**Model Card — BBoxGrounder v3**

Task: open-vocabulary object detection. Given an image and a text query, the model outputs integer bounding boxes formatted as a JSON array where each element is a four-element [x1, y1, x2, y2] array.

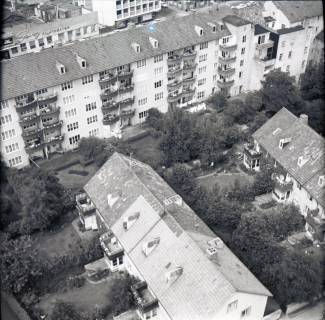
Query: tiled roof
[[1, 10, 232, 101], [273, 1, 323, 23], [253, 108, 325, 207], [223, 14, 252, 27], [84, 153, 271, 319], [255, 24, 269, 35], [277, 25, 304, 35]]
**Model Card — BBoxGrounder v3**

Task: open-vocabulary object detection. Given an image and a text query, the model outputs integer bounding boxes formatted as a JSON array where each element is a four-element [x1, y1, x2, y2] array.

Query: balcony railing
[[273, 174, 293, 193], [99, 73, 117, 85], [102, 101, 119, 112], [167, 79, 182, 88], [167, 92, 182, 103], [182, 87, 196, 96], [100, 232, 124, 258], [217, 80, 235, 88], [19, 113, 39, 123], [243, 144, 262, 159], [183, 50, 197, 58], [43, 120, 63, 130], [182, 76, 196, 83], [256, 40, 274, 50], [119, 96, 135, 108], [219, 43, 238, 51], [22, 127, 42, 137], [100, 88, 119, 100], [167, 55, 182, 63], [218, 56, 236, 64], [131, 281, 158, 314], [40, 106, 60, 117], [103, 114, 120, 125], [44, 135, 64, 145], [120, 109, 135, 118], [218, 67, 236, 77], [183, 62, 197, 70], [167, 66, 182, 76], [119, 84, 134, 94], [16, 98, 38, 109], [37, 93, 58, 104]]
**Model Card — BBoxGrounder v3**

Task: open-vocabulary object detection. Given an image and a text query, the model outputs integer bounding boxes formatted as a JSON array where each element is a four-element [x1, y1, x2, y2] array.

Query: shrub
[[66, 275, 85, 289]]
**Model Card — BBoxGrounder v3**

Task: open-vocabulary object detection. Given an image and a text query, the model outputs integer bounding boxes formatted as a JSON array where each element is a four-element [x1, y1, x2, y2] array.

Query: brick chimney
[[299, 114, 308, 125]]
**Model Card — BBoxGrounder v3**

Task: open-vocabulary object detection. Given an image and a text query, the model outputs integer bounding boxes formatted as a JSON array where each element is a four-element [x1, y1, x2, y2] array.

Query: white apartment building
[[1, 5, 323, 169], [1, 11, 99, 60], [77, 152, 272, 320], [243, 108, 325, 243], [92, 0, 161, 28]]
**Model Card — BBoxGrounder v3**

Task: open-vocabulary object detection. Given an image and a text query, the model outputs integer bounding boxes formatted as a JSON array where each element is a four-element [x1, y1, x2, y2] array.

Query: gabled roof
[[255, 24, 269, 35], [84, 153, 272, 319], [223, 14, 251, 27], [277, 25, 304, 35], [253, 108, 325, 207], [1, 9, 232, 101], [272, 1, 323, 23]]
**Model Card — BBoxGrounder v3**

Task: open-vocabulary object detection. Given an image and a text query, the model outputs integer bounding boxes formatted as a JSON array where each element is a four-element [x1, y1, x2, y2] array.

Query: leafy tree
[[244, 91, 263, 112], [50, 301, 89, 320], [301, 99, 325, 136], [249, 111, 268, 134], [109, 273, 138, 316], [300, 64, 325, 101], [261, 70, 305, 116], [224, 99, 255, 125], [208, 91, 228, 110], [146, 108, 165, 131], [226, 179, 255, 203]]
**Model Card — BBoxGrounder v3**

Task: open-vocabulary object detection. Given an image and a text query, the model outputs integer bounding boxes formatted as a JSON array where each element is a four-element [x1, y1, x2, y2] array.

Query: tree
[[208, 91, 228, 110], [301, 99, 325, 136], [300, 64, 325, 101], [261, 70, 305, 116], [244, 91, 263, 112], [146, 108, 165, 131], [109, 273, 138, 316], [50, 301, 89, 320]]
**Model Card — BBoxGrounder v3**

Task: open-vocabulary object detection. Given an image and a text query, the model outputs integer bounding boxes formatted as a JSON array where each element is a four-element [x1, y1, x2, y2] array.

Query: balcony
[[100, 232, 124, 259], [218, 56, 236, 64], [119, 84, 134, 94], [218, 67, 236, 77], [25, 140, 44, 152], [167, 91, 182, 103], [117, 70, 133, 80], [183, 50, 197, 58], [167, 55, 182, 64], [76, 193, 96, 215], [40, 106, 60, 117], [256, 40, 274, 50], [167, 66, 182, 76], [43, 120, 63, 130], [37, 93, 58, 105], [217, 80, 235, 88], [220, 43, 238, 51], [183, 62, 197, 71], [22, 127, 42, 138], [119, 96, 135, 108], [243, 143, 262, 159], [16, 97, 37, 109], [19, 113, 39, 123], [102, 101, 119, 112], [99, 73, 117, 86], [120, 109, 135, 119], [183, 76, 196, 83], [182, 87, 196, 97], [44, 134, 64, 145], [273, 174, 293, 193], [167, 79, 182, 88], [100, 88, 118, 100], [131, 281, 158, 314], [103, 114, 120, 125]]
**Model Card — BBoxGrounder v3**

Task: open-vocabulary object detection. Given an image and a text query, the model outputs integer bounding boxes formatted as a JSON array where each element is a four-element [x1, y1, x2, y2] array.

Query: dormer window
[[56, 61, 66, 74], [131, 42, 141, 53], [298, 156, 309, 168], [75, 53, 87, 69], [218, 22, 224, 30], [149, 37, 158, 48], [195, 25, 204, 36], [166, 267, 183, 283], [272, 128, 281, 136], [207, 22, 216, 32], [318, 176, 325, 187], [279, 137, 291, 149], [123, 212, 140, 230], [142, 237, 160, 256]]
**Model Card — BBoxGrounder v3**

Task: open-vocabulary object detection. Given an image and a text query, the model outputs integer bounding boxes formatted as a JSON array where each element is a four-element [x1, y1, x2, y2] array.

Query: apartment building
[[92, 0, 161, 28], [243, 108, 325, 243], [1, 11, 99, 60], [76, 152, 272, 320], [308, 30, 324, 67]]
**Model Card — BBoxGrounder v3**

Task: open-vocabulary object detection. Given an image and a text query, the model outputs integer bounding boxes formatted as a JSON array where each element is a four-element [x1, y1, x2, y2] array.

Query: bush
[[66, 275, 85, 289], [89, 269, 109, 281], [259, 200, 277, 210]]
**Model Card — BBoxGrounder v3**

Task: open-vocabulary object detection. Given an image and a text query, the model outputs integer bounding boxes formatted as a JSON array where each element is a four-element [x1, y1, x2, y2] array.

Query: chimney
[[299, 114, 308, 125]]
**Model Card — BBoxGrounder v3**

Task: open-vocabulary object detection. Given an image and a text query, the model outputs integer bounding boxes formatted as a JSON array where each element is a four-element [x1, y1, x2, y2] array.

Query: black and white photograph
[[0, 0, 324, 319]]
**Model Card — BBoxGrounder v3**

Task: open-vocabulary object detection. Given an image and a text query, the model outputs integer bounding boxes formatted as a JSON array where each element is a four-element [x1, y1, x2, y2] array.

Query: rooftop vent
[[107, 192, 120, 207], [207, 237, 224, 249], [75, 53, 87, 68], [195, 25, 204, 36], [299, 114, 308, 125], [166, 267, 183, 283], [149, 36, 159, 48], [279, 137, 292, 149], [123, 212, 140, 230], [272, 128, 282, 136], [297, 156, 309, 168], [163, 195, 183, 207], [131, 42, 141, 53], [318, 175, 325, 187], [56, 61, 66, 74], [142, 237, 160, 256]]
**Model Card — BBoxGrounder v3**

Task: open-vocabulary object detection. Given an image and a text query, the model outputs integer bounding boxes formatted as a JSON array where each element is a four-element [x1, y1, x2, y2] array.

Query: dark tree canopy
[[50, 301, 88, 320], [300, 64, 325, 101]]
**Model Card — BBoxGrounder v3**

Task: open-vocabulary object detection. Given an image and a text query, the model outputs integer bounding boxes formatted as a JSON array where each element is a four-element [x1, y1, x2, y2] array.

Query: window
[[86, 102, 97, 111], [137, 59, 146, 68], [11, 47, 18, 54], [69, 134, 80, 145], [213, 74, 217, 81], [154, 54, 163, 63], [1, 129, 16, 140], [197, 91, 204, 99], [227, 300, 238, 313], [82, 75, 93, 85], [154, 66, 163, 76], [29, 40, 36, 49], [61, 81, 73, 91], [198, 66, 207, 74], [241, 307, 251, 318], [239, 71, 243, 78], [240, 60, 244, 66], [242, 35, 246, 43], [47, 36, 52, 44], [5, 142, 19, 154], [241, 47, 245, 55], [91, 25, 96, 33], [198, 54, 208, 62], [0, 114, 12, 124], [38, 38, 44, 47], [36, 88, 48, 95], [83, 26, 88, 34], [239, 85, 243, 93], [301, 60, 305, 68], [199, 41, 208, 50], [0, 101, 9, 110], [65, 108, 77, 118], [154, 80, 162, 88], [138, 97, 147, 106], [8, 156, 22, 167], [89, 128, 99, 136], [139, 110, 149, 119], [281, 41, 286, 47], [113, 258, 118, 266], [198, 78, 206, 86], [222, 37, 229, 44], [271, 21, 275, 28], [154, 92, 163, 101], [288, 51, 292, 58], [279, 53, 283, 61], [67, 122, 79, 131], [281, 24, 285, 29], [87, 115, 98, 124], [286, 65, 290, 72], [63, 95, 75, 105], [58, 32, 64, 41], [20, 43, 27, 52]]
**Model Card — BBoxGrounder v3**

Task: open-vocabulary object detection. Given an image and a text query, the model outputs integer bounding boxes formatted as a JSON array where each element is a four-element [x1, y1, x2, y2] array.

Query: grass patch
[[68, 170, 89, 176], [259, 200, 277, 210]]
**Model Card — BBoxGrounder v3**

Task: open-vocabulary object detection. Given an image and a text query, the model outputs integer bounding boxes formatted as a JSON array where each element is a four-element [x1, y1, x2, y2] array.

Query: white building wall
[[262, 1, 293, 30], [92, 0, 116, 26]]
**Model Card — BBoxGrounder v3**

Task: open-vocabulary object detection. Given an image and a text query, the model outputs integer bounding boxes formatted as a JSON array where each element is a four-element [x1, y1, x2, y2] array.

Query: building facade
[[92, 0, 161, 27], [243, 108, 325, 243], [77, 152, 272, 320], [1, 11, 100, 60]]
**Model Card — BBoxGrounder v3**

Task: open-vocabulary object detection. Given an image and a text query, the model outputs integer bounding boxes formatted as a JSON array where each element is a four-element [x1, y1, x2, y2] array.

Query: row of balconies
[[19, 107, 60, 123], [99, 70, 133, 86], [16, 93, 58, 109], [102, 97, 135, 112], [100, 84, 134, 100], [167, 87, 195, 103], [25, 135, 64, 152], [22, 120, 63, 138]]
